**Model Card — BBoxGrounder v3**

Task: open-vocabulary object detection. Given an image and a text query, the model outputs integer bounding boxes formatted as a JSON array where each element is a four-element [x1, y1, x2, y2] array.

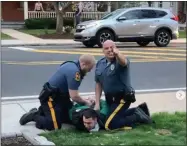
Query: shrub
[[24, 18, 93, 29], [24, 18, 56, 29], [64, 26, 73, 33]]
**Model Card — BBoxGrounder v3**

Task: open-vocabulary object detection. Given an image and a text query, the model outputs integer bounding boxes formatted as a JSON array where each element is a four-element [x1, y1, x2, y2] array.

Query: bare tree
[[51, 2, 72, 34], [96, 1, 108, 12]]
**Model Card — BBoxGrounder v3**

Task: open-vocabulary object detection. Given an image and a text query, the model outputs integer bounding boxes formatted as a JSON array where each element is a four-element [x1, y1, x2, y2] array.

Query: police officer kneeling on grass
[[19, 54, 96, 131], [69, 98, 152, 132], [94, 40, 153, 130]]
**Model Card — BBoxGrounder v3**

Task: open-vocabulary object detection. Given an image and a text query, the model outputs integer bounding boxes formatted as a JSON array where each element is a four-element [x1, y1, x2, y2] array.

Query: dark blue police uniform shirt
[[48, 61, 82, 93], [95, 57, 131, 94]]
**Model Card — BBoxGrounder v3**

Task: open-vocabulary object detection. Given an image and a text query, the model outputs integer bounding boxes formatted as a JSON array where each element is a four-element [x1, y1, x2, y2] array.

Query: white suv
[[74, 7, 179, 48]]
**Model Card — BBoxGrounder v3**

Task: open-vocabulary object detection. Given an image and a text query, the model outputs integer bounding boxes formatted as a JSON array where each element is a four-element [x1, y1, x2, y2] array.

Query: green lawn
[[18, 29, 73, 39], [41, 112, 186, 145], [19, 29, 56, 36], [1, 33, 13, 40], [179, 31, 186, 38]]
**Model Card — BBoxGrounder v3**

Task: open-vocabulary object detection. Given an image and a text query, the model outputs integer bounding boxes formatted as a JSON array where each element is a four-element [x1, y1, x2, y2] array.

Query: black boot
[[138, 102, 150, 117], [19, 108, 38, 125], [134, 107, 152, 124]]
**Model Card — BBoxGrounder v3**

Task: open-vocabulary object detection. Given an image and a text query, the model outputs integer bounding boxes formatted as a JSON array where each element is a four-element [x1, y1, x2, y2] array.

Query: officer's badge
[[75, 72, 81, 81], [111, 64, 115, 70]]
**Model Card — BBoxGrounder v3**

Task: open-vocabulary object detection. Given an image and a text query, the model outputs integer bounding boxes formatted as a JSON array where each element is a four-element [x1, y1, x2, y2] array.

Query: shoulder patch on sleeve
[[96, 57, 105, 67], [75, 72, 81, 81]]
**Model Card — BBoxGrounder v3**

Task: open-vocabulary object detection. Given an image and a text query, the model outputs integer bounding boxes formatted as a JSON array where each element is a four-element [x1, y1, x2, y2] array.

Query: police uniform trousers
[[34, 89, 73, 131], [105, 98, 133, 130]]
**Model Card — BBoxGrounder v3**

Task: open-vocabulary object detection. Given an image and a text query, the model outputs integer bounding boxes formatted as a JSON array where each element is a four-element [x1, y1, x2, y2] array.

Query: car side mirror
[[117, 16, 127, 21]]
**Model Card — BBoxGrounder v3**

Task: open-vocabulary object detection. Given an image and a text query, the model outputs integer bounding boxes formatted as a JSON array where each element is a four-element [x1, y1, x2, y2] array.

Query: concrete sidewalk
[[1, 28, 186, 47], [1, 91, 186, 137]]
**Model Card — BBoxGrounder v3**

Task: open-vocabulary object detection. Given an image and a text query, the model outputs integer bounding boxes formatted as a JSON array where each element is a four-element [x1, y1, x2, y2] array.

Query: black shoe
[[19, 108, 38, 125], [29, 108, 38, 112], [134, 107, 152, 124], [138, 102, 150, 117]]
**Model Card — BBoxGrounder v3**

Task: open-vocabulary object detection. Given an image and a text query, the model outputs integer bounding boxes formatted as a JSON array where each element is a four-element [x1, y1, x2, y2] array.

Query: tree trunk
[[56, 11, 63, 34]]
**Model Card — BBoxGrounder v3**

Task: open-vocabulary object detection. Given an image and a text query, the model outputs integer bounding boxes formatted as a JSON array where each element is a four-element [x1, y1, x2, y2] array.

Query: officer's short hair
[[79, 54, 96, 65], [83, 109, 97, 119]]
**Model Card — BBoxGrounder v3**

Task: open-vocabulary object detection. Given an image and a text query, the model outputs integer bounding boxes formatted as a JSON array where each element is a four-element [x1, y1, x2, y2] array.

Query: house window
[[19, 2, 24, 8], [184, 2, 186, 14], [158, 1, 162, 8], [17, 2, 24, 10]]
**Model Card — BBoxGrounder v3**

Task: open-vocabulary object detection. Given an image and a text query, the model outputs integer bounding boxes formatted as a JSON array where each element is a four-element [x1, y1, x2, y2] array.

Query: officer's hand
[[85, 99, 94, 107], [113, 47, 119, 56], [94, 104, 100, 111]]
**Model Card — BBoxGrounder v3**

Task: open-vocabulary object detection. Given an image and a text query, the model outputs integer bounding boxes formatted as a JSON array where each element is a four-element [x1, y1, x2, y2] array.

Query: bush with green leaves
[[24, 18, 93, 29]]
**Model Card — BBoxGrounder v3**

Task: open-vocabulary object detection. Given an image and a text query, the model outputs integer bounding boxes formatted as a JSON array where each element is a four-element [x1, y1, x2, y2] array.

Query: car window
[[121, 10, 142, 20], [141, 10, 157, 19], [101, 9, 125, 20], [155, 10, 167, 17]]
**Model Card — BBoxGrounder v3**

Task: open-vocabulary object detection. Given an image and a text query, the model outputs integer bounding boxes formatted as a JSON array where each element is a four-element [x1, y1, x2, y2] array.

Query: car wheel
[[154, 29, 171, 47], [136, 41, 150, 47], [82, 41, 96, 48], [96, 29, 115, 48]]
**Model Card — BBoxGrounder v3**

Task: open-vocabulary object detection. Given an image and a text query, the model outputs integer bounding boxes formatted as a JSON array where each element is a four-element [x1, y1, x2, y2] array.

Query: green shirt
[[69, 99, 109, 121]]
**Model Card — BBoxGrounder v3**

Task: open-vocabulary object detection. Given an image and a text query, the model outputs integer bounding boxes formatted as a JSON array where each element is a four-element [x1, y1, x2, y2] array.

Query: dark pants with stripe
[[105, 99, 134, 130], [34, 93, 72, 131]]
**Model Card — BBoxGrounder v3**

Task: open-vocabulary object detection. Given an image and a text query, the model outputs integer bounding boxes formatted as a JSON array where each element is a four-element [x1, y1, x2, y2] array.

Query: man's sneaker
[[138, 102, 150, 117], [19, 108, 38, 125], [134, 107, 152, 124]]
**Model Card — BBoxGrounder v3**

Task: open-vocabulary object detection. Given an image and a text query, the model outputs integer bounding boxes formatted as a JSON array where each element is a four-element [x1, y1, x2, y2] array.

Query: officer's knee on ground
[[35, 115, 62, 131]]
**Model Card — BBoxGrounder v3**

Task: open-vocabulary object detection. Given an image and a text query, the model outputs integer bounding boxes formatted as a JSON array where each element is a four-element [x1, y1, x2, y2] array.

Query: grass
[[1, 33, 13, 40], [179, 31, 186, 38], [18, 29, 73, 39], [18, 29, 56, 36], [41, 112, 186, 145]]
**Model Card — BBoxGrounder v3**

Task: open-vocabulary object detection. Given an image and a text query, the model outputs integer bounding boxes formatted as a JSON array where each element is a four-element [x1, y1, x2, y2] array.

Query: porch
[[27, 11, 108, 20]]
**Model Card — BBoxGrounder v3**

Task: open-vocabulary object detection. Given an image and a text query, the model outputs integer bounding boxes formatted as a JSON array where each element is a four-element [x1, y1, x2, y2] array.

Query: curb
[[1, 132, 22, 138], [1, 41, 186, 47], [2, 88, 186, 102], [21, 124, 75, 146], [22, 130, 55, 146], [1, 43, 82, 47]]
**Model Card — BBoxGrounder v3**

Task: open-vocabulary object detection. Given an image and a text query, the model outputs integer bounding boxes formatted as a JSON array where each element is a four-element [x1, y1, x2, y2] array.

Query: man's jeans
[[75, 14, 81, 26]]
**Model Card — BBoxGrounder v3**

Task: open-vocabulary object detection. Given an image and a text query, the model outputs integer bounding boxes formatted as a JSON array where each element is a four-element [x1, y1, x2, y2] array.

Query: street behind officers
[[94, 40, 152, 130], [19, 54, 96, 131]]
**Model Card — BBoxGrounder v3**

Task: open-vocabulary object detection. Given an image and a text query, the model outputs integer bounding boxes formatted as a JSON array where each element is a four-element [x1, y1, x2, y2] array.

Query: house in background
[[1, 1, 39, 21], [1, 1, 186, 23]]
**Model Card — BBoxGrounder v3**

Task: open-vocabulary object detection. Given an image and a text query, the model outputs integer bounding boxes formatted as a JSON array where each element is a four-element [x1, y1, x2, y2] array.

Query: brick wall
[[1, 1, 24, 21]]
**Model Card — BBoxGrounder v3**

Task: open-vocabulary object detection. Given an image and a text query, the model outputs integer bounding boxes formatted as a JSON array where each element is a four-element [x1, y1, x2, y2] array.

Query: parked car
[[74, 7, 179, 48]]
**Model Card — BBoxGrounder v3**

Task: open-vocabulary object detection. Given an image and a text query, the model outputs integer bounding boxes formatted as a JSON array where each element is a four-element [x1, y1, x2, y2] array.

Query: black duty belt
[[39, 82, 72, 106], [105, 90, 136, 105]]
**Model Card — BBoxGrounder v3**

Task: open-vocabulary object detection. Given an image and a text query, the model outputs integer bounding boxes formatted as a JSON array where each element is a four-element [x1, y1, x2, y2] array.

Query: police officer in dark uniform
[[94, 40, 152, 130], [19, 54, 96, 131]]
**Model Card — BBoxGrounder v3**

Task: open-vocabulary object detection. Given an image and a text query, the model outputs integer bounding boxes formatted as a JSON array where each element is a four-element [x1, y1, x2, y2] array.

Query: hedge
[[24, 18, 93, 29]]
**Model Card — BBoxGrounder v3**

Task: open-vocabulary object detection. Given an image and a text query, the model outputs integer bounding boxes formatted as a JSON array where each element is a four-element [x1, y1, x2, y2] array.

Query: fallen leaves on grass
[[155, 129, 172, 135]]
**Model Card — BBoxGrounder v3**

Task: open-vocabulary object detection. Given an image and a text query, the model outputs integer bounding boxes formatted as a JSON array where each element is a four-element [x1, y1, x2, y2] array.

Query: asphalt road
[[1, 43, 186, 97]]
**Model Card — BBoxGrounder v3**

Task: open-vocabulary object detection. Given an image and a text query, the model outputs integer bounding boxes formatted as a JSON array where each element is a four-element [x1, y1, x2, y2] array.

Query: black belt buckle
[[124, 90, 136, 103], [39, 82, 58, 102]]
